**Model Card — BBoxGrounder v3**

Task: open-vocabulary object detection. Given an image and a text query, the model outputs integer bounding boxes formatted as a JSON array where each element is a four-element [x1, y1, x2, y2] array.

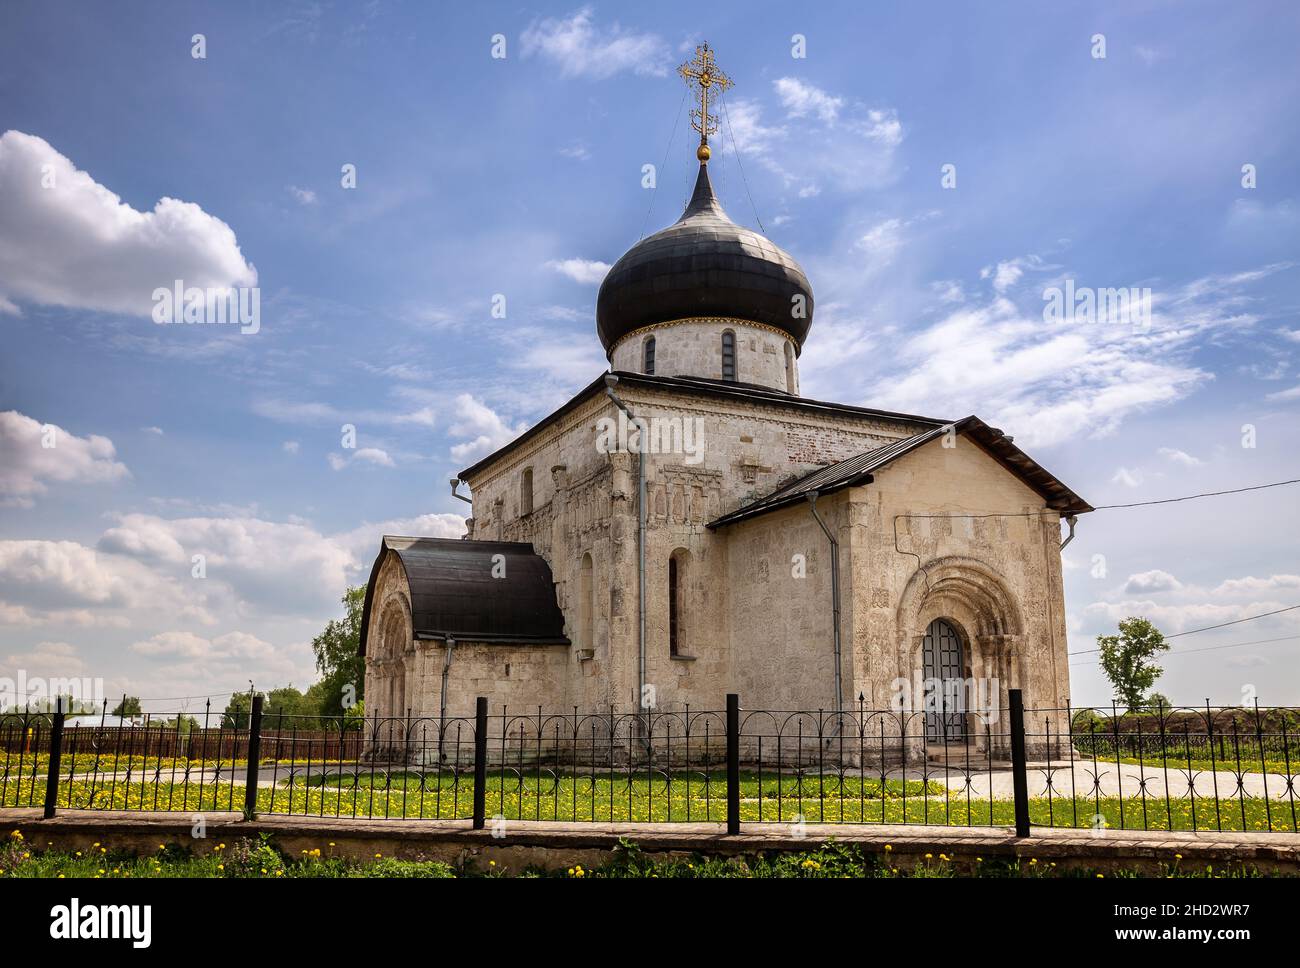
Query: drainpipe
[[806, 491, 843, 716], [1059, 513, 1078, 550], [450, 478, 472, 505], [437, 634, 456, 761], [603, 374, 647, 719]]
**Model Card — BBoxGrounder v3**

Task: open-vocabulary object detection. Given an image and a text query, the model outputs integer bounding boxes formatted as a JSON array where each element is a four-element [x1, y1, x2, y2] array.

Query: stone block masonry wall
[[608, 318, 799, 393], [850, 435, 1071, 739]]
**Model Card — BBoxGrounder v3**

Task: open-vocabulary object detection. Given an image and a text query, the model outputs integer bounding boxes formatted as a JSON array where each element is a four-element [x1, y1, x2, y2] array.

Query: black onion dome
[[596, 163, 813, 353]]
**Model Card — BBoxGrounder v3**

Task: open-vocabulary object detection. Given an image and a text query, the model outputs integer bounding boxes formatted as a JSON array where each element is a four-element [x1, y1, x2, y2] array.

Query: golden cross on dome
[[678, 42, 733, 162]]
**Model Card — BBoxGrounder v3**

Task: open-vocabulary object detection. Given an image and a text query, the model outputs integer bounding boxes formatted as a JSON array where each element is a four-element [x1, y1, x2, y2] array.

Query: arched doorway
[[922, 618, 965, 742]]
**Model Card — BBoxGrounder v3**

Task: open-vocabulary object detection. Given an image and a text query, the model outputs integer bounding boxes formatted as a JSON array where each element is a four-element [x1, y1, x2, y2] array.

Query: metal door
[[922, 619, 965, 741]]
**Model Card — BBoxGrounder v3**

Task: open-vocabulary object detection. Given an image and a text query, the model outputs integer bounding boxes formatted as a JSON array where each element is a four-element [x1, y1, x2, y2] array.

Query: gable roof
[[456, 370, 946, 481], [707, 415, 1092, 529], [359, 536, 569, 656]]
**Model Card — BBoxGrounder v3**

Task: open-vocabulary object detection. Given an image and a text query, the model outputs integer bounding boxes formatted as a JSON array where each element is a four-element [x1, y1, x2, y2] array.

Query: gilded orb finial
[[678, 42, 732, 163]]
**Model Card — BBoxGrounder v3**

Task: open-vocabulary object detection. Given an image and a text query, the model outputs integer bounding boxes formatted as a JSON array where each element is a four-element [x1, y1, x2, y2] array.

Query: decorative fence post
[[472, 696, 488, 830], [42, 697, 67, 819], [726, 694, 740, 835], [242, 694, 263, 821], [1009, 688, 1031, 838]]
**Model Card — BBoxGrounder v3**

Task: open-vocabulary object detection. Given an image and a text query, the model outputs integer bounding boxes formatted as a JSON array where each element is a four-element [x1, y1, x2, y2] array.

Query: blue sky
[[1, 1, 1297, 710]]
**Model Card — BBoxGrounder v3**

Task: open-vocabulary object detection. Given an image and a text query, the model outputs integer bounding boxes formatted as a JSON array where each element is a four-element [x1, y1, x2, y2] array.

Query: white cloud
[[774, 77, 844, 124], [821, 261, 1281, 448], [1123, 570, 1183, 594], [282, 440, 300, 455], [3, 640, 87, 677], [0, 411, 130, 507], [287, 185, 317, 205], [980, 256, 1046, 294], [336, 513, 467, 565], [546, 258, 611, 285], [252, 398, 437, 428], [1213, 574, 1300, 596], [856, 218, 905, 261], [520, 8, 669, 79], [97, 513, 352, 616], [0, 539, 211, 628], [722, 87, 903, 196], [1266, 384, 1300, 402], [141, 425, 164, 436], [1111, 467, 1144, 488], [448, 394, 527, 464], [558, 143, 591, 161], [1134, 45, 1170, 66], [1083, 599, 1299, 637], [130, 629, 275, 661], [1157, 446, 1202, 466], [0, 130, 256, 317], [327, 447, 395, 470]]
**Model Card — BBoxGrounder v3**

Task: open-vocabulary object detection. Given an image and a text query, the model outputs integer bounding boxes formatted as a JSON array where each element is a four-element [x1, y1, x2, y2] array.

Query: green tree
[[221, 687, 316, 728], [310, 586, 366, 716], [112, 696, 142, 717], [1097, 617, 1170, 709]]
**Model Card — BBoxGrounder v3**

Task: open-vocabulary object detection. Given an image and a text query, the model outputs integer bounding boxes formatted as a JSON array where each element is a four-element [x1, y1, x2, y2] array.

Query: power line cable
[[1094, 478, 1300, 510], [1070, 633, 1300, 666], [638, 86, 688, 242], [720, 90, 765, 233], [1068, 605, 1300, 656]]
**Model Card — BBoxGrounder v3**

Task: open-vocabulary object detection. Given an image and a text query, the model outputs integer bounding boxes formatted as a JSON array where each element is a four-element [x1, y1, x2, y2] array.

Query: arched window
[[668, 556, 680, 655], [578, 553, 594, 651], [721, 330, 736, 381], [520, 467, 533, 515], [784, 341, 796, 393], [668, 550, 689, 656], [643, 335, 656, 375]]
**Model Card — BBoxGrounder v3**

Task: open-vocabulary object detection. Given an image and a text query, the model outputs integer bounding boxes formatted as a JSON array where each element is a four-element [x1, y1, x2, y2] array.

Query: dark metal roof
[[457, 370, 947, 481], [596, 162, 814, 353], [707, 416, 1093, 529], [359, 536, 569, 656]]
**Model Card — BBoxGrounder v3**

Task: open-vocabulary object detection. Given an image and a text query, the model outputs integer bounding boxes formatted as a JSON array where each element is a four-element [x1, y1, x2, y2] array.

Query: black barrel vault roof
[[359, 537, 569, 657]]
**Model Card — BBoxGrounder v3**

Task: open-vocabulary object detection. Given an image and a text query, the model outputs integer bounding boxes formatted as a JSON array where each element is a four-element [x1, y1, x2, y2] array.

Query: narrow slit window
[[520, 467, 533, 515], [644, 335, 656, 375], [668, 555, 680, 656], [721, 330, 736, 381]]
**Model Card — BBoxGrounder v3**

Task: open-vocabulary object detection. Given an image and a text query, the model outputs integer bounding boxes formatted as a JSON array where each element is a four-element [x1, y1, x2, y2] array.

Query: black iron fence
[[4, 692, 1298, 835]]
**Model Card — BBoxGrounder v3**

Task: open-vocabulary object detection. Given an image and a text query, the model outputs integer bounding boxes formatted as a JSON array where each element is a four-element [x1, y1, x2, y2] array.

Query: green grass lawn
[[0, 831, 1287, 879], [6, 768, 1298, 832], [1087, 753, 1298, 776]]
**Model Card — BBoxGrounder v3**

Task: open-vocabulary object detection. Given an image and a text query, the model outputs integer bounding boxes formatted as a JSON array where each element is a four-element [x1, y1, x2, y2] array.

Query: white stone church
[[361, 124, 1090, 742]]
